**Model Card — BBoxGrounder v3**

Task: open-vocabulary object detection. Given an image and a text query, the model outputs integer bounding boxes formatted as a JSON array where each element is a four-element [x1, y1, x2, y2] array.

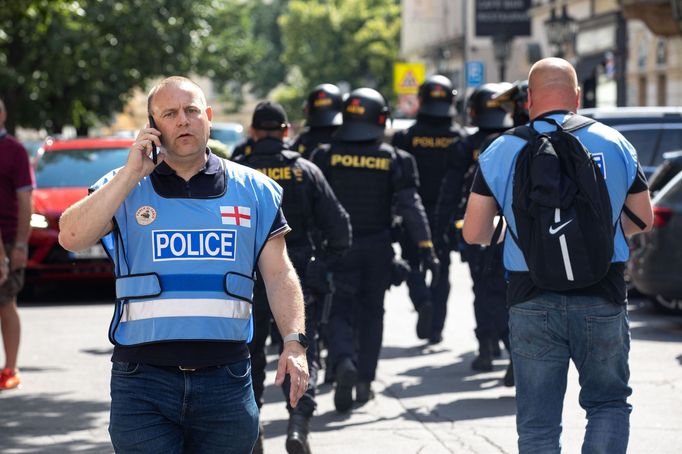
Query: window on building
[[657, 74, 667, 106], [639, 76, 647, 106]]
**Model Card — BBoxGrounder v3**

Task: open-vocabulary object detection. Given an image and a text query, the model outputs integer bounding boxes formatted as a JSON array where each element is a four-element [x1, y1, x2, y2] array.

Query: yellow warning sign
[[394, 62, 425, 95]]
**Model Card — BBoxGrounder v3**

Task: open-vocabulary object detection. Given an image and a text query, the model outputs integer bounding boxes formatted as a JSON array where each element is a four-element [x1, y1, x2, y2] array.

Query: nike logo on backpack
[[549, 219, 573, 235]]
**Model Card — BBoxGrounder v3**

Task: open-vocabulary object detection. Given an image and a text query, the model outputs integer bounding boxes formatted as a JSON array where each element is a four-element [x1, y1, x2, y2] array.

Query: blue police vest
[[92, 159, 283, 346], [478, 113, 641, 272]]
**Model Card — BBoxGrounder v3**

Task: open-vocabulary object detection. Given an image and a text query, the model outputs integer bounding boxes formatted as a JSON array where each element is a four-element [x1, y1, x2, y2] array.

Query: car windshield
[[35, 148, 129, 188], [210, 129, 241, 145], [655, 172, 682, 204], [615, 129, 658, 167]]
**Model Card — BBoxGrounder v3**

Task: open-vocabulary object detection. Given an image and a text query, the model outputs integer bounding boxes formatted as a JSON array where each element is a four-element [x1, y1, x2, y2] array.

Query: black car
[[579, 107, 682, 177], [627, 164, 682, 314]]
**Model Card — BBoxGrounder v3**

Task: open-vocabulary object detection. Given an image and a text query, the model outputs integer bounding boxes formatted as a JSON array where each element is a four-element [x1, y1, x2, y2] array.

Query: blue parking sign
[[466, 61, 484, 87]]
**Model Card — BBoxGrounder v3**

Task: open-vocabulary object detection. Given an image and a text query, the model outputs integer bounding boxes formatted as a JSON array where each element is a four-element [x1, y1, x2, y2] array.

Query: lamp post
[[492, 34, 512, 81], [544, 3, 578, 58]]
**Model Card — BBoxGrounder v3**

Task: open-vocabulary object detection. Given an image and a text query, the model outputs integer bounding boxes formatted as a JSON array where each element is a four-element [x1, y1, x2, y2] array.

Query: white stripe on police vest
[[152, 229, 237, 262], [120, 298, 251, 322]]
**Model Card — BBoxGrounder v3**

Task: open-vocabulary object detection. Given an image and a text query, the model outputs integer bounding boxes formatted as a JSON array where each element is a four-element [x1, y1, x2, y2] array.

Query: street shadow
[[385, 354, 512, 399], [412, 396, 516, 422], [379, 344, 450, 360], [0, 393, 112, 453], [81, 347, 114, 356], [311, 410, 403, 432], [628, 298, 682, 343], [18, 281, 115, 306]]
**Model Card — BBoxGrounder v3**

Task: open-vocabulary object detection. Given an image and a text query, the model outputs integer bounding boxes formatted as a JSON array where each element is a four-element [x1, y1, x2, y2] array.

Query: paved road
[[2, 258, 682, 453]]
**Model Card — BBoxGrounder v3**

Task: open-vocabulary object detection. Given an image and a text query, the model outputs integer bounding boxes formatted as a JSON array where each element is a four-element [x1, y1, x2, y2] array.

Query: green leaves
[[278, 0, 400, 119], [0, 0, 399, 133]]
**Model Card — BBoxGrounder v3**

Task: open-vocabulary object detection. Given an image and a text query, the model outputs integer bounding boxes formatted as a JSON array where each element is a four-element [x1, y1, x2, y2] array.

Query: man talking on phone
[[59, 76, 309, 453]]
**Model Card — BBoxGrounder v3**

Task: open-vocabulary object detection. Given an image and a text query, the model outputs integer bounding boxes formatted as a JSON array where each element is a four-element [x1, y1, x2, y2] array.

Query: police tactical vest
[[239, 150, 311, 246], [393, 122, 462, 208], [323, 142, 394, 234], [93, 159, 283, 346], [293, 127, 336, 160]]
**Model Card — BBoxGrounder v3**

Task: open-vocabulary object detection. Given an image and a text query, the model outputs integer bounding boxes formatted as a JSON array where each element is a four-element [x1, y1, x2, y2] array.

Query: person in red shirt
[[0, 98, 35, 390]]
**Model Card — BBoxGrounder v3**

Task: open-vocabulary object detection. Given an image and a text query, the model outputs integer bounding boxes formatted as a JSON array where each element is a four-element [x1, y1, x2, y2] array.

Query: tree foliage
[[278, 0, 400, 119], [0, 0, 260, 134], [0, 0, 400, 133], [249, 0, 288, 98]]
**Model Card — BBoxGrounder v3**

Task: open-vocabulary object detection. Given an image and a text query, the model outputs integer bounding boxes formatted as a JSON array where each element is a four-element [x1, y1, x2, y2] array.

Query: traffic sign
[[466, 61, 485, 87], [394, 62, 425, 95]]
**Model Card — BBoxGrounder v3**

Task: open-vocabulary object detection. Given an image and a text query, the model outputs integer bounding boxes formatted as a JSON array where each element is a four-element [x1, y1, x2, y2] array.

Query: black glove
[[390, 257, 411, 287], [305, 258, 331, 295], [419, 246, 441, 287]]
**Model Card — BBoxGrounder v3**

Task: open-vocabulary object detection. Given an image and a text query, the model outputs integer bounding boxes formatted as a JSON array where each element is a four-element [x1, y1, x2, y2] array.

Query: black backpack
[[504, 114, 614, 291]]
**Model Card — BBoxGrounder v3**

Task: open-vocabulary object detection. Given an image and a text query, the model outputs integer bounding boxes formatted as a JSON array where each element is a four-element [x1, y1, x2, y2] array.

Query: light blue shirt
[[478, 113, 640, 272]]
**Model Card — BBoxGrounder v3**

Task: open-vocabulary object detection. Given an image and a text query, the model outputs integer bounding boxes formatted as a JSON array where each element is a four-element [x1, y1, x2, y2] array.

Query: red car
[[26, 137, 133, 287]]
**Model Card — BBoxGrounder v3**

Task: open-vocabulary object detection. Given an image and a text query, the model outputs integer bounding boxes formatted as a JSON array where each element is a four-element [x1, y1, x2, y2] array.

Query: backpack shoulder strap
[[504, 125, 533, 141], [561, 114, 596, 133]]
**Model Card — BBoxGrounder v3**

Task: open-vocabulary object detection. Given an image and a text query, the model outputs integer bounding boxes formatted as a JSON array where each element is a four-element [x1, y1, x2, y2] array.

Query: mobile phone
[[148, 115, 158, 164]]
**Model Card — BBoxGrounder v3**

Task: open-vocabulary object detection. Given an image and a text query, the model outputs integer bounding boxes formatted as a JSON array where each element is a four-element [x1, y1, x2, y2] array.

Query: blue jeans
[[109, 359, 259, 454], [509, 293, 632, 454]]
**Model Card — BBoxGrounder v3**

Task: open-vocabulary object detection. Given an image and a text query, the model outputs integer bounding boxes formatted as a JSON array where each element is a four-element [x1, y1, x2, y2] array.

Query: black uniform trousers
[[248, 247, 319, 418], [400, 209, 452, 339], [328, 230, 393, 382], [464, 242, 509, 347]]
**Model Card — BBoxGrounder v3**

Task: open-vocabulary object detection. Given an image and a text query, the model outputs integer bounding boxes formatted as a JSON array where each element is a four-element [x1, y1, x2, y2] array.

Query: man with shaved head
[[462, 58, 653, 452], [59, 76, 309, 453]]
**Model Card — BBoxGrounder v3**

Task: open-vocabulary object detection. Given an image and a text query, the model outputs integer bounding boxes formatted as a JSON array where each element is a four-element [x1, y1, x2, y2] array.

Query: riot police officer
[[310, 88, 439, 413], [291, 84, 344, 159], [492, 79, 529, 127], [437, 83, 515, 386], [391, 75, 469, 344], [230, 136, 255, 160], [235, 101, 352, 454]]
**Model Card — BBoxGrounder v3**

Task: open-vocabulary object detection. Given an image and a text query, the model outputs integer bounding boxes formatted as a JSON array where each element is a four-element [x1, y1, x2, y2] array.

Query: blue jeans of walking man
[[509, 293, 632, 454], [109, 359, 259, 453]]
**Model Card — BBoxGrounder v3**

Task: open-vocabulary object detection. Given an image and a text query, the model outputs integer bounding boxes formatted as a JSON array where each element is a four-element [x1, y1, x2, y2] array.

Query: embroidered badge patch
[[135, 206, 157, 226]]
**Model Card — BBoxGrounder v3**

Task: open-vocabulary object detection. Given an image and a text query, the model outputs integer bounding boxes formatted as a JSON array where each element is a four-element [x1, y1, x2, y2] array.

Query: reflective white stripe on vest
[[120, 298, 251, 322]]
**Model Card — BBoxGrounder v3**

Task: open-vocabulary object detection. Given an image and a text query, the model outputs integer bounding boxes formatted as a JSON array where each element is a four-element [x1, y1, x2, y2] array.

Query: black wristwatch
[[283, 332, 309, 350]]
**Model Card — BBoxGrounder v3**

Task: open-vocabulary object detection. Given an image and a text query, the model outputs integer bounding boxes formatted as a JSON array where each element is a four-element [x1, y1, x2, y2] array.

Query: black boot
[[492, 339, 502, 358], [355, 381, 374, 403], [333, 358, 357, 412], [416, 301, 433, 340], [471, 338, 493, 372], [285, 413, 311, 454], [503, 359, 515, 387]]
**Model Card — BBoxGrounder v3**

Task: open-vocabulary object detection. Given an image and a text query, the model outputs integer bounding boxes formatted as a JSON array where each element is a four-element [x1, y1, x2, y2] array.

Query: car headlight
[[31, 213, 49, 229]]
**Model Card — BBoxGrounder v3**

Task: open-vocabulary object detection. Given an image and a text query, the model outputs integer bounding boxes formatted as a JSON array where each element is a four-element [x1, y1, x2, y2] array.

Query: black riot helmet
[[467, 83, 514, 130], [418, 75, 457, 117], [492, 79, 529, 126], [334, 88, 389, 142], [306, 83, 343, 127]]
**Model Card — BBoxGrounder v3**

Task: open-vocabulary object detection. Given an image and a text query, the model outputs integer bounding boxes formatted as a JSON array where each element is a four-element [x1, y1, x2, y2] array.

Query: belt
[[154, 364, 224, 373]]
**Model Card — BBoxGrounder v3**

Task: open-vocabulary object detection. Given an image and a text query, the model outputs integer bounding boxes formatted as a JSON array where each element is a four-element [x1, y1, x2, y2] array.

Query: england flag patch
[[220, 206, 252, 227]]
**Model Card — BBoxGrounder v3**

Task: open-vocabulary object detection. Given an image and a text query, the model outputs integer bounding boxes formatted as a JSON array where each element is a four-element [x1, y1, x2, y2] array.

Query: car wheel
[[650, 295, 682, 314]]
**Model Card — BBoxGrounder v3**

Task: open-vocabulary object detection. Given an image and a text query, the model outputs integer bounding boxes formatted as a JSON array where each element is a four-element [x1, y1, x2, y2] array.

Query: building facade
[[401, 0, 682, 108]]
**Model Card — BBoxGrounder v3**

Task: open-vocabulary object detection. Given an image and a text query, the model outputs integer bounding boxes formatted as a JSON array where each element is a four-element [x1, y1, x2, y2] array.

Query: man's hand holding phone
[[148, 115, 159, 165], [124, 117, 164, 180]]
